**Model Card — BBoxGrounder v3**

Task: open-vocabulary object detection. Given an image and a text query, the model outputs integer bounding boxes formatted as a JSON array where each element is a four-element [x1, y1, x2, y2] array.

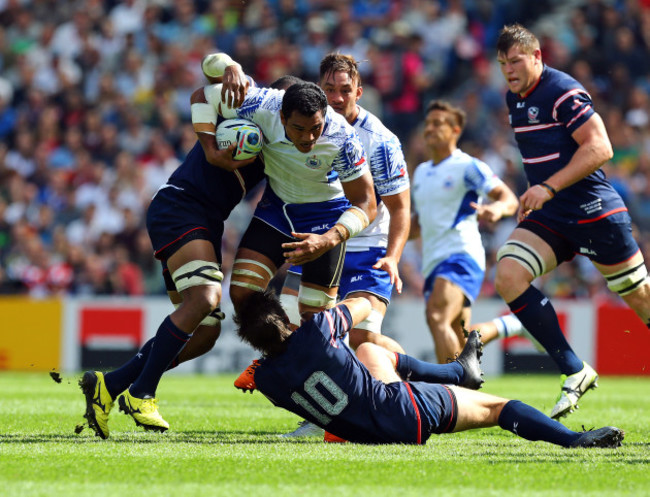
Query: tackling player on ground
[[235, 290, 624, 448]]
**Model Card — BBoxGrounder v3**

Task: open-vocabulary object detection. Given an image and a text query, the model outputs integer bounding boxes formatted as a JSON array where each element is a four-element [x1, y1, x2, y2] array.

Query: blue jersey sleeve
[[463, 158, 502, 196], [552, 87, 594, 135], [311, 304, 354, 344]]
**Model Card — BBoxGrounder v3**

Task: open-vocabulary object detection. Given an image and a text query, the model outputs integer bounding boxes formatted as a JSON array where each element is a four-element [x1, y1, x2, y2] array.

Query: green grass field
[[1, 372, 648, 497]]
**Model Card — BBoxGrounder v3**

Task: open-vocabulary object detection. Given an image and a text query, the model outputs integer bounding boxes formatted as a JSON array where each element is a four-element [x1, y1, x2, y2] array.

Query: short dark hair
[[281, 82, 328, 119], [425, 100, 466, 130], [235, 291, 293, 357], [270, 75, 304, 91], [496, 24, 540, 56], [320, 53, 362, 86]]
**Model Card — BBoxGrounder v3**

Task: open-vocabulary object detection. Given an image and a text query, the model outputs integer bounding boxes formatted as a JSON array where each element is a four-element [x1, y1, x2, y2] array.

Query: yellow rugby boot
[[79, 371, 114, 439], [118, 390, 169, 433]]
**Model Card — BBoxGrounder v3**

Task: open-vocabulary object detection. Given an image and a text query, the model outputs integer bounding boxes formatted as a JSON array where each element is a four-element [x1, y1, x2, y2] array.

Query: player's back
[[164, 141, 265, 220], [254, 308, 424, 444]]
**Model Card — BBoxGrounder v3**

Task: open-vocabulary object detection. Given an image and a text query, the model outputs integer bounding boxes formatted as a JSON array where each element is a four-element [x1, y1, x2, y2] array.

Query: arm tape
[[191, 103, 217, 134], [335, 206, 370, 239], [204, 83, 238, 118]]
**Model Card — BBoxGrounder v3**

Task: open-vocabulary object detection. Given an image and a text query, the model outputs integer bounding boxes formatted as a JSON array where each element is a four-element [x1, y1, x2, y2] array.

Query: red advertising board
[[596, 302, 650, 375]]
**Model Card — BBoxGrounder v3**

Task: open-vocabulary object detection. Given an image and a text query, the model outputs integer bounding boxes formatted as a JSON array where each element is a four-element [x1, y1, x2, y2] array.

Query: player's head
[[423, 100, 465, 150], [235, 290, 293, 357], [270, 75, 304, 91], [280, 82, 328, 153], [496, 24, 543, 96], [319, 53, 363, 123]]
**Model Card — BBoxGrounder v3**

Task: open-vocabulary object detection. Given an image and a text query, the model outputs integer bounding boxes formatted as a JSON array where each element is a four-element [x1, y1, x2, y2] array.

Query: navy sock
[[104, 338, 155, 399], [395, 353, 464, 384], [498, 400, 579, 447], [103, 338, 183, 399], [129, 316, 191, 398], [508, 286, 583, 375]]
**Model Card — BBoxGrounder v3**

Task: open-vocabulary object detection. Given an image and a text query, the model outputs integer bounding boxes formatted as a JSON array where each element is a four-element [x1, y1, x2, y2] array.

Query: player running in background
[[410, 99, 522, 363], [494, 24, 650, 419], [235, 290, 624, 448], [78, 60, 291, 439]]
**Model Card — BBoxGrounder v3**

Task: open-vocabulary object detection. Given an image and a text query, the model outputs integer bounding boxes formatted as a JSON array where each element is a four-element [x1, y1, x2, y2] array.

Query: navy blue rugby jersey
[[165, 140, 265, 220], [506, 65, 626, 222], [255, 305, 429, 444]]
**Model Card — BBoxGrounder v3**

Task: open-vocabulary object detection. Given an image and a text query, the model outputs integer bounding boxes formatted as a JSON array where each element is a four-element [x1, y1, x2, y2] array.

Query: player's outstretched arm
[[470, 183, 519, 223], [337, 296, 372, 329], [282, 171, 377, 265]]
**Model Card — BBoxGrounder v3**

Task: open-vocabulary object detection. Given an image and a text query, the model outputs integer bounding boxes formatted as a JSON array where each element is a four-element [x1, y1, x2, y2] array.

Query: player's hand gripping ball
[[216, 119, 263, 160]]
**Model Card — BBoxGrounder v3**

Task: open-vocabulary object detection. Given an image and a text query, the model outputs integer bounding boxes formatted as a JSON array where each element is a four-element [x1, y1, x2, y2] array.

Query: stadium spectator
[[493, 24, 650, 421], [0, 0, 647, 307]]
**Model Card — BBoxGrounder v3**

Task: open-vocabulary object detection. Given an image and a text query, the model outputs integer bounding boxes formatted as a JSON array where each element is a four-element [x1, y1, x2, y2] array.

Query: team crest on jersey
[[527, 106, 540, 123], [305, 155, 322, 169], [444, 177, 454, 189]]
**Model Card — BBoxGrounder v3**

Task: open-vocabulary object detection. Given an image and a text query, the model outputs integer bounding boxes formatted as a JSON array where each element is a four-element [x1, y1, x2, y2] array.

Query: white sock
[[494, 313, 524, 338]]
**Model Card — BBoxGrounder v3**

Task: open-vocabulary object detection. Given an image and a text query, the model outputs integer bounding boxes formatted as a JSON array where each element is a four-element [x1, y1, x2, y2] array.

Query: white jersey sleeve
[[347, 107, 410, 251]]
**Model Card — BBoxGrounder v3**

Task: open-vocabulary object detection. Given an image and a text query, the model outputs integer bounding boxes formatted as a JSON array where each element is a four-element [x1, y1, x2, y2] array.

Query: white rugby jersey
[[411, 149, 503, 277], [205, 85, 368, 204], [346, 106, 410, 251]]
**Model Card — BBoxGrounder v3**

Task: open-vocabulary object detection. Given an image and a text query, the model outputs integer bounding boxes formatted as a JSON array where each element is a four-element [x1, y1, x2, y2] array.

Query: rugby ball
[[216, 119, 263, 160]]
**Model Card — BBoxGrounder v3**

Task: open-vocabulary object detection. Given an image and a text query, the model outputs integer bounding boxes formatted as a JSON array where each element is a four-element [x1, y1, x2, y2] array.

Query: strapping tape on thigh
[[172, 261, 223, 293]]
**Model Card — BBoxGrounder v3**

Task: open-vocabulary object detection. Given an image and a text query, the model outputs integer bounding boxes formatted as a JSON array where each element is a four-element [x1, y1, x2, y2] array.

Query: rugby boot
[[455, 330, 485, 390], [324, 431, 348, 443], [570, 426, 624, 448], [79, 371, 114, 439], [234, 359, 260, 393], [550, 361, 599, 420], [118, 390, 169, 433], [282, 420, 325, 438]]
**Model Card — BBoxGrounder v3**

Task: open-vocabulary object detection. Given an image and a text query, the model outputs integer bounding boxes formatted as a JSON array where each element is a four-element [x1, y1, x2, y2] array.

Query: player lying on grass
[[236, 291, 624, 447]]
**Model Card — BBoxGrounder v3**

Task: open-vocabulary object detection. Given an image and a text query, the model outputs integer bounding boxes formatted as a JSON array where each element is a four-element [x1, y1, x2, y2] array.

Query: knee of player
[[182, 285, 222, 316]]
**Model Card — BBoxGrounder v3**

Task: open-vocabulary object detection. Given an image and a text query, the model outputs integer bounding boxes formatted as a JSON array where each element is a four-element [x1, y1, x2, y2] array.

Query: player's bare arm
[[470, 183, 519, 223], [282, 171, 377, 265], [408, 212, 421, 240], [372, 189, 411, 294], [519, 114, 612, 215], [190, 87, 255, 172]]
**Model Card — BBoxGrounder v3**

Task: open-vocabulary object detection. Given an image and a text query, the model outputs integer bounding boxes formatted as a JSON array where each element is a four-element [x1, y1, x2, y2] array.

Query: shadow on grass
[[0, 430, 326, 445]]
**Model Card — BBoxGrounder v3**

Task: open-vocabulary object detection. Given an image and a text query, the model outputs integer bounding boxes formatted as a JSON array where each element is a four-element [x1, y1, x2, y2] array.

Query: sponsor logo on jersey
[[580, 247, 598, 256], [527, 106, 540, 123], [350, 275, 364, 282], [516, 102, 526, 108], [311, 223, 330, 232], [305, 155, 322, 169]]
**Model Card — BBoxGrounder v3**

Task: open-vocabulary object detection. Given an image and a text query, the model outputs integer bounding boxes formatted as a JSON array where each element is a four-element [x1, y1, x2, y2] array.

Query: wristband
[[539, 182, 557, 198], [335, 206, 370, 239]]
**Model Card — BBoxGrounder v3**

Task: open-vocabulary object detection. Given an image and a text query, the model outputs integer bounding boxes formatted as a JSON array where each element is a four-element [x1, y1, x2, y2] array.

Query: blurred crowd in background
[[1, 0, 650, 304]]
